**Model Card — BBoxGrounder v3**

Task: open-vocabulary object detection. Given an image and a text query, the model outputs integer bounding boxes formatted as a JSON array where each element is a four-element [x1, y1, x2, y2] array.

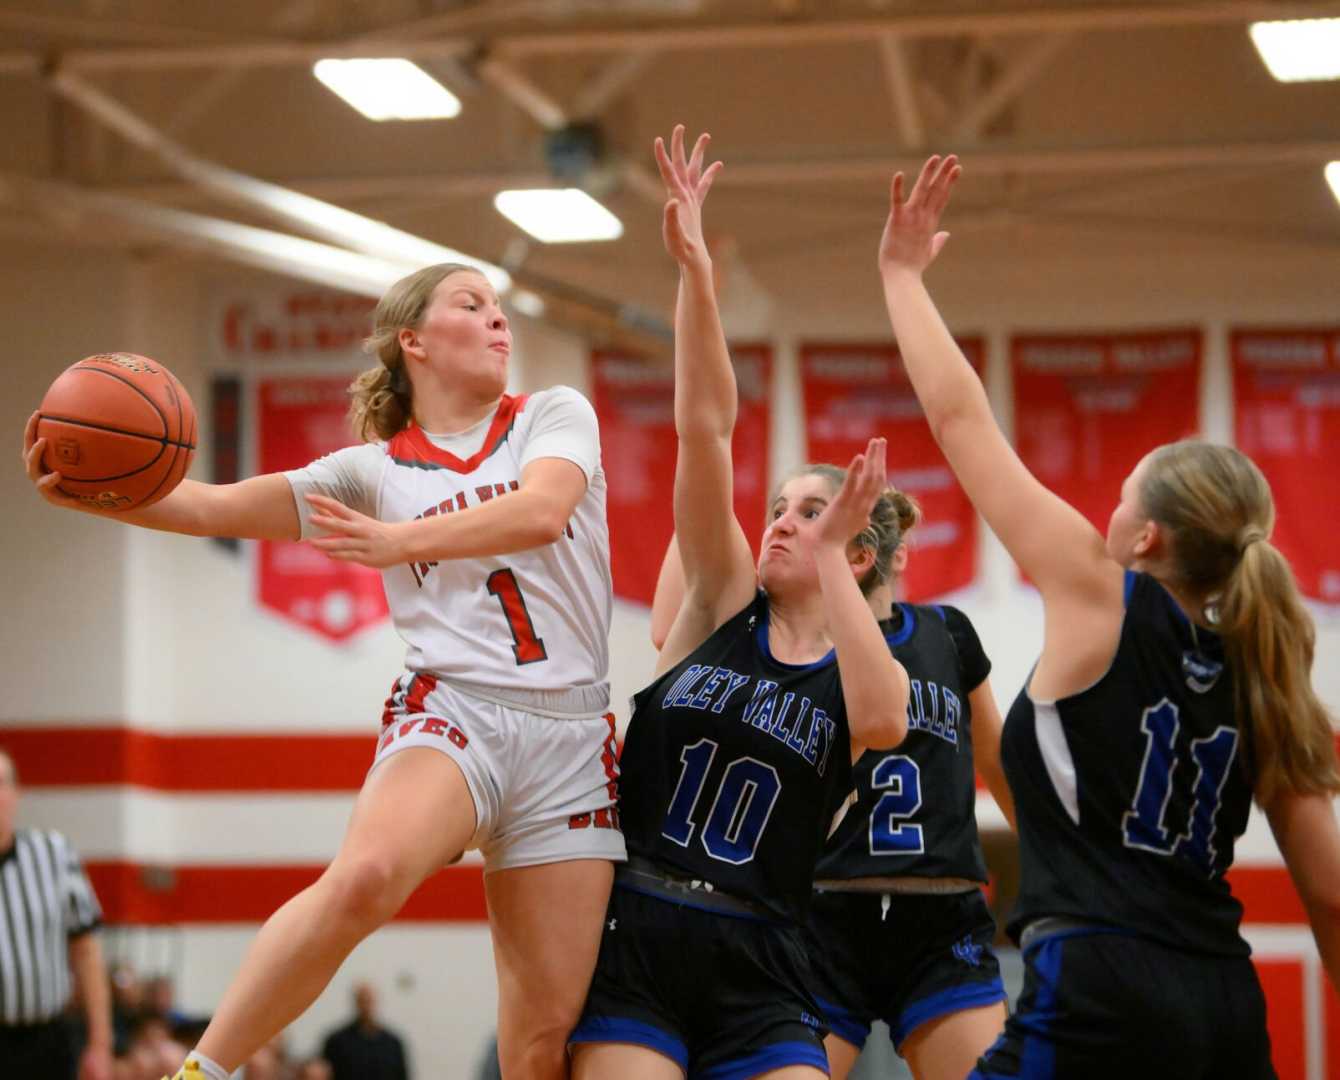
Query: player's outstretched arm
[[654, 124, 756, 675], [811, 438, 909, 754], [305, 455, 586, 569], [24, 410, 301, 540], [1266, 788, 1340, 990], [877, 156, 1116, 606], [650, 534, 686, 652]]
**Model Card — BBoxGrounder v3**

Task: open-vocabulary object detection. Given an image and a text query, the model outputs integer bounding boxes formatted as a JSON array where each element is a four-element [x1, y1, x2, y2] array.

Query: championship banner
[[1231, 328, 1340, 604], [257, 376, 389, 642], [592, 345, 771, 606], [800, 340, 983, 601], [1011, 329, 1202, 549]]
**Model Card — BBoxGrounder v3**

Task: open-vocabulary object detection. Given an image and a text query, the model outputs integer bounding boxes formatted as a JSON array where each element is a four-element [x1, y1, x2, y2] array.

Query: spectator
[[0, 747, 113, 1080], [320, 983, 409, 1080]]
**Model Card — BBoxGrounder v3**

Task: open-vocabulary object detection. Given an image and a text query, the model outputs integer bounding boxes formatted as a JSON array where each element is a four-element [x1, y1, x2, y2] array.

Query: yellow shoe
[[162, 1060, 209, 1080]]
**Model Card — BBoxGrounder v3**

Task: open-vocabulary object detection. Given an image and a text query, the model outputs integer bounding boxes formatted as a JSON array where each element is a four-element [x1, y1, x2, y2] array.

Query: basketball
[[36, 352, 198, 511]]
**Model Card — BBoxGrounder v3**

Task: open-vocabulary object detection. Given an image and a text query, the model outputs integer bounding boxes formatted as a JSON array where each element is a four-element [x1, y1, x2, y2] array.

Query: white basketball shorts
[[372, 672, 627, 873]]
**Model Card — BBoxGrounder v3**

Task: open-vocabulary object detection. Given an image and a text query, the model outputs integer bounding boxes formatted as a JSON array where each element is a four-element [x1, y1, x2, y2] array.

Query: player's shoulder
[[521, 384, 595, 417]]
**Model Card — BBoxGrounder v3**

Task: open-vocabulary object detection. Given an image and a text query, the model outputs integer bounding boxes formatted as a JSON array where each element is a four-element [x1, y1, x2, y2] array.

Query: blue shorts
[[970, 926, 1275, 1079], [805, 887, 1006, 1052], [570, 884, 830, 1078]]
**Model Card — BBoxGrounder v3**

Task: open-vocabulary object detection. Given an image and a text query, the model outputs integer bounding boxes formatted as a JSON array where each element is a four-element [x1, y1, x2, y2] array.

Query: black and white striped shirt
[[0, 828, 102, 1026]]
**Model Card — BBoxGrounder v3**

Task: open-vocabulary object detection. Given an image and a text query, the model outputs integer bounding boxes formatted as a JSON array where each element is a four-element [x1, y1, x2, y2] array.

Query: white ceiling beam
[[876, 33, 925, 150], [953, 32, 1075, 139], [2, 175, 410, 297], [495, 2, 1340, 55], [92, 136, 1340, 206], [59, 39, 474, 74], [0, 10, 244, 45], [476, 55, 568, 130], [355, 0, 553, 41], [32, 2, 1340, 75], [571, 49, 657, 120], [46, 69, 510, 291]]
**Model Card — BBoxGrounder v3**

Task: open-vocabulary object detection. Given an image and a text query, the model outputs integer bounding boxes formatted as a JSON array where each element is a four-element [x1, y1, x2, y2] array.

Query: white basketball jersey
[[286, 386, 612, 700]]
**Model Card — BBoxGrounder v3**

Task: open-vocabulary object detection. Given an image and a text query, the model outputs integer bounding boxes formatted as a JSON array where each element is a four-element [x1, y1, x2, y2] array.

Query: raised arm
[[654, 125, 757, 674], [811, 439, 909, 754], [876, 156, 1118, 607], [650, 534, 686, 651], [25, 411, 301, 540]]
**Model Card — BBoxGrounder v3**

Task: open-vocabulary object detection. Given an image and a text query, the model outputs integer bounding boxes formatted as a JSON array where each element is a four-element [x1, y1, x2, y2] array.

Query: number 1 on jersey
[[486, 568, 548, 665]]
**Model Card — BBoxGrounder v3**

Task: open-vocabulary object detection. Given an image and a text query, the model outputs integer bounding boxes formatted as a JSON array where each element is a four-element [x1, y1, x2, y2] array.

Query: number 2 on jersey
[[486, 568, 548, 665], [662, 738, 782, 864], [869, 754, 924, 855], [1122, 699, 1238, 875]]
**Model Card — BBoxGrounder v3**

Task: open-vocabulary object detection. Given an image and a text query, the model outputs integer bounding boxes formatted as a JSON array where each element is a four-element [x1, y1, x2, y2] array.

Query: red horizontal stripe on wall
[[1229, 866, 1307, 924], [85, 862, 488, 924], [1, 727, 373, 791]]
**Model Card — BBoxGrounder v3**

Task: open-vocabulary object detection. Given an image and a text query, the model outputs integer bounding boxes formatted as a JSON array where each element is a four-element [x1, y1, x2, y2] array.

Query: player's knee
[[323, 854, 408, 927]]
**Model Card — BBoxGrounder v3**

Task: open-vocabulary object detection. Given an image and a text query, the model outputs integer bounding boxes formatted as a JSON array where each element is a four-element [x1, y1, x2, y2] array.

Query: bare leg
[[823, 1033, 862, 1080], [571, 1043, 685, 1080], [902, 1002, 1008, 1080], [193, 749, 478, 1070], [486, 858, 614, 1080], [754, 1067, 827, 1079]]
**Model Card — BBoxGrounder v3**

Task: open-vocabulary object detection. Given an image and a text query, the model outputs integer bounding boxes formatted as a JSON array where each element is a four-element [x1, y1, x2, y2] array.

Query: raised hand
[[813, 437, 888, 551], [878, 153, 960, 277], [653, 123, 723, 269], [306, 492, 406, 569], [22, 411, 86, 511]]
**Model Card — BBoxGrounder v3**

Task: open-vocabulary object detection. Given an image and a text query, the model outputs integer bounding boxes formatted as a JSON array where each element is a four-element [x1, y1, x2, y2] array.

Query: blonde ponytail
[[1141, 440, 1340, 803]]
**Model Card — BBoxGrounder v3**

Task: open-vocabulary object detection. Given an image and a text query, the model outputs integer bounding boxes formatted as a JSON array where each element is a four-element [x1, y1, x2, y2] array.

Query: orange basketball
[[36, 353, 198, 511]]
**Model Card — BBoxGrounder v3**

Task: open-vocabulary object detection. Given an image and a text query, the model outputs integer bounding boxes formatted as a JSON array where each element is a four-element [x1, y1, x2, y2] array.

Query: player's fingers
[[23, 411, 38, 454]]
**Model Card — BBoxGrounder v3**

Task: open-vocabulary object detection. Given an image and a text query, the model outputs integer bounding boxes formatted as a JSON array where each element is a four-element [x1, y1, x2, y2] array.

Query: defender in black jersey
[[806, 600, 1012, 1080], [571, 127, 911, 1080], [878, 154, 1340, 1080]]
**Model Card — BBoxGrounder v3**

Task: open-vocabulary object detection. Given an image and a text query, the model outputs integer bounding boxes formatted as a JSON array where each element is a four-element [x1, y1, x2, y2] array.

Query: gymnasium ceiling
[[2, 0, 1339, 344]]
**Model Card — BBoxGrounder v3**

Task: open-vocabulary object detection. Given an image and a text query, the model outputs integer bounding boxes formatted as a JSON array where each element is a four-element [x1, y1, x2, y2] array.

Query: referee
[[0, 747, 113, 1079]]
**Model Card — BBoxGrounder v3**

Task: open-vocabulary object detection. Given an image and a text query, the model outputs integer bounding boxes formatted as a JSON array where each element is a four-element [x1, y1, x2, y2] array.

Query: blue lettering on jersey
[[660, 668, 838, 776], [906, 679, 960, 746]]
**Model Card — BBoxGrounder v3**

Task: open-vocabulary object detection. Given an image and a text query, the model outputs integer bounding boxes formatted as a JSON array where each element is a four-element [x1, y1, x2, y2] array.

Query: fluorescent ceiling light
[[313, 58, 462, 120], [1248, 19, 1340, 82], [1327, 162, 1340, 207], [493, 189, 624, 243]]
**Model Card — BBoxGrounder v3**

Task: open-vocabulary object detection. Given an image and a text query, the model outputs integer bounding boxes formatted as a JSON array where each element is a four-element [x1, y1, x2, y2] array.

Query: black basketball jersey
[[620, 592, 855, 924], [815, 603, 992, 883], [1003, 571, 1255, 955]]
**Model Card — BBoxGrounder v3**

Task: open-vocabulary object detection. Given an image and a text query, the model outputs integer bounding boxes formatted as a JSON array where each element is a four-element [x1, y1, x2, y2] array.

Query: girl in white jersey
[[23, 264, 623, 1080]]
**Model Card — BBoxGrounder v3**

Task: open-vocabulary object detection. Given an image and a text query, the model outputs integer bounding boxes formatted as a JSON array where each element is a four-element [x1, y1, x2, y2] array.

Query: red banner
[[1011, 330, 1202, 546], [1232, 328, 1340, 604], [800, 340, 983, 601], [592, 345, 771, 606], [257, 377, 389, 642]]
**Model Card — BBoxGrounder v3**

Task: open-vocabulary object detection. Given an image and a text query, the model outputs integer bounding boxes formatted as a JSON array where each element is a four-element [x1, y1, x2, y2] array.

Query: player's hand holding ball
[[25, 352, 197, 513]]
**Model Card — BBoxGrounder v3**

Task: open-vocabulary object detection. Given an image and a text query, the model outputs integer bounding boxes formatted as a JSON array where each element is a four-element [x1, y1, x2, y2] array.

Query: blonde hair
[[349, 263, 479, 442], [1140, 440, 1340, 803], [776, 464, 922, 595]]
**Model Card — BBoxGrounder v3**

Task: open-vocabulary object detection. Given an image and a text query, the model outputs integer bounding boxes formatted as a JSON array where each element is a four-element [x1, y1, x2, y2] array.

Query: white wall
[[3, 231, 1337, 1077]]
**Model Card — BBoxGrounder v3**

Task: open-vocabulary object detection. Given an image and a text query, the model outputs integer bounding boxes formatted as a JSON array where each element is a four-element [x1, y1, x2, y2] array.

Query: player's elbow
[[851, 707, 907, 752], [531, 499, 573, 546]]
